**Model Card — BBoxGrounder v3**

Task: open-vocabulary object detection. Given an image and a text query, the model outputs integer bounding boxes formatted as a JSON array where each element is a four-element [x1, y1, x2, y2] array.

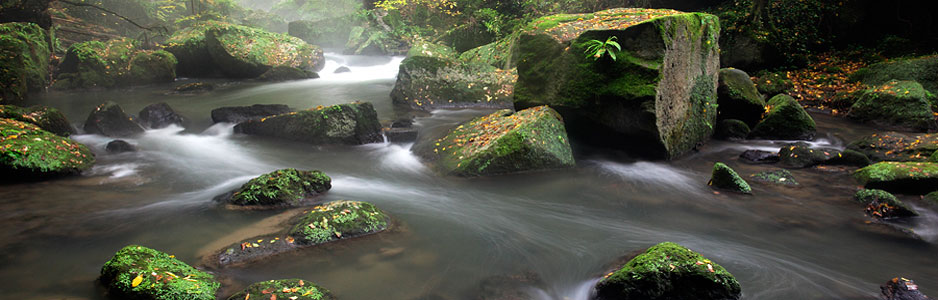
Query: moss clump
[[205, 22, 324, 78], [1, 118, 94, 179], [709, 162, 752, 194], [54, 38, 177, 89], [854, 189, 918, 219], [390, 55, 516, 111], [717, 68, 765, 127], [227, 279, 335, 300], [407, 39, 458, 60], [847, 132, 938, 163], [100, 245, 219, 300], [850, 55, 938, 94], [825, 149, 871, 167], [0, 22, 51, 104], [229, 168, 331, 206], [458, 32, 520, 69], [288, 200, 390, 245], [754, 72, 794, 96], [414, 106, 575, 177], [594, 242, 741, 300], [749, 94, 816, 140], [854, 162, 938, 195], [847, 80, 936, 132], [751, 169, 798, 186], [778, 142, 838, 168], [234, 102, 382, 145], [0, 105, 74, 136]]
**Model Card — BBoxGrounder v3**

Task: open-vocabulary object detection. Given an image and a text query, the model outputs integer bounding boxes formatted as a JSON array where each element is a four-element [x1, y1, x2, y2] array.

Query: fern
[[584, 36, 622, 61]]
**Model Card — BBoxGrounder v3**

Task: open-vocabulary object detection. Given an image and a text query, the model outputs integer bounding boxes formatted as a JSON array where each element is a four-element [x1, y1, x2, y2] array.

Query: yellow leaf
[[131, 274, 143, 287]]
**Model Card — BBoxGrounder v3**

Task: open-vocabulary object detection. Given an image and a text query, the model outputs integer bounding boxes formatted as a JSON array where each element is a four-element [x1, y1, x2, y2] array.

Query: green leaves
[[583, 36, 621, 61]]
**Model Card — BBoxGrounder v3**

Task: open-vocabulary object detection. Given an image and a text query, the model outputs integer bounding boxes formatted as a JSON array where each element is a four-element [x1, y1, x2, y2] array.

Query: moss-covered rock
[[205, 23, 325, 78], [750, 169, 798, 186], [227, 279, 335, 300], [717, 68, 765, 127], [847, 80, 936, 132], [0, 105, 74, 136], [288, 200, 390, 245], [593, 242, 741, 300], [924, 191, 938, 207], [1, 118, 93, 179], [824, 149, 871, 167], [847, 132, 938, 163], [163, 22, 222, 77], [714, 119, 749, 140], [778, 142, 838, 168], [413, 106, 575, 177], [749, 94, 816, 140], [211, 104, 292, 124], [407, 39, 458, 60], [850, 55, 938, 94], [854, 189, 918, 219], [513, 8, 721, 160], [100, 245, 219, 300], [83, 101, 144, 137], [458, 32, 520, 69], [257, 65, 319, 81], [138, 102, 185, 129], [708, 162, 751, 194], [754, 72, 794, 97], [223, 168, 331, 207], [0, 22, 50, 104], [234, 102, 382, 145], [854, 162, 938, 195], [54, 38, 177, 89], [390, 56, 516, 111]]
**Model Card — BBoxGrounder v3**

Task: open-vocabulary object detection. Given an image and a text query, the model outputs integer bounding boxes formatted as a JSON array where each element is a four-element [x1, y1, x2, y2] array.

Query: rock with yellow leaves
[[848, 80, 936, 132], [391, 55, 516, 111], [100, 245, 219, 300], [1, 118, 93, 180], [234, 102, 381, 145], [227, 279, 335, 300]]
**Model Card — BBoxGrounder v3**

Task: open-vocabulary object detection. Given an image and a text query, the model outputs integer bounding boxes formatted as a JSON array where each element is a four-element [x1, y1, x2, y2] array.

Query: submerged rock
[[54, 38, 177, 89], [1, 118, 94, 179], [854, 162, 938, 195], [749, 94, 816, 140], [211, 104, 292, 124], [0, 22, 51, 104], [717, 68, 765, 127], [234, 102, 382, 145], [334, 66, 351, 73], [100, 245, 219, 300], [750, 169, 798, 186], [206, 23, 325, 78], [778, 142, 839, 168], [227, 279, 335, 300], [390, 56, 516, 111], [83, 101, 144, 137], [218, 168, 331, 207], [739, 150, 779, 164], [413, 106, 575, 177], [593, 242, 741, 300], [715, 119, 750, 140], [106, 140, 136, 154], [709, 162, 752, 194], [513, 8, 720, 159], [257, 65, 319, 81], [881, 277, 931, 300], [138, 102, 185, 129], [0, 105, 75, 136], [174, 82, 214, 93], [848, 80, 936, 132], [847, 132, 938, 163], [855, 189, 918, 219]]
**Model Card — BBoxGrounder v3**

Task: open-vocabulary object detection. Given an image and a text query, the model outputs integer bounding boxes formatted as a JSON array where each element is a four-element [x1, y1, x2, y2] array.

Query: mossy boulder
[[83, 101, 144, 137], [717, 68, 765, 127], [390, 56, 516, 111], [714, 119, 749, 140], [413, 106, 575, 177], [593, 242, 741, 300], [211, 104, 292, 124], [847, 80, 936, 132], [850, 55, 938, 94], [163, 22, 222, 77], [54, 38, 177, 89], [708, 162, 751, 194], [222, 168, 330, 207], [750, 169, 798, 186], [288, 200, 390, 245], [847, 132, 938, 162], [754, 72, 793, 97], [513, 8, 721, 160], [459, 32, 520, 69], [138, 102, 185, 129], [0, 22, 51, 104], [257, 65, 319, 81], [1, 118, 94, 179], [288, 16, 357, 49], [854, 189, 918, 219], [825, 149, 871, 167], [227, 279, 335, 300], [749, 94, 816, 140], [407, 39, 458, 60], [202, 22, 324, 78], [234, 102, 382, 145], [854, 162, 938, 195], [778, 142, 839, 168], [100, 245, 219, 300], [0, 105, 74, 136]]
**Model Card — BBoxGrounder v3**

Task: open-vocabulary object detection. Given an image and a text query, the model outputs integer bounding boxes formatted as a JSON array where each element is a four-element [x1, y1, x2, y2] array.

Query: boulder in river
[[847, 132, 937, 163], [334, 66, 351, 73], [0, 22, 51, 104], [715, 119, 750, 140], [218, 168, 331, 207], [100, 245, 219, 300], [717, 68, 765, 127], [227, 279, 335, 300], [138, 102, 185, 129], [164, 21, 223, 78], [1, 118, 94, 180], [459, 32, 520, 70], [174, 82, 214, 93], [407, 39, 458, 60], [413, 106, 575, 177], [106, 140, 136, 154], [83, 101, 144, 137], [211, 104, 293, 124], [0, 105, 75, 136], [749, 94, 816, 140], [257, 65, 319, 81], [778, 142, 839, 169], [54, 38, 177, 90], [709, 162, 752, 194], [512, 8, 720, 160], [739, 150, 779, 164], [824, 149, 871, 167], [750, 169, 798, 186], [881, 277, 931, 300], [850, 55, 938, 94], [753, 71, 793, 97], [854, 162, 938, 195], [390, 56, 516, 111], [848, 80, 936, 132], [205, 23, 325, 78], [234, 102, 382, 145], [855, 189, 918, 219], [593, 242, 741, 300]]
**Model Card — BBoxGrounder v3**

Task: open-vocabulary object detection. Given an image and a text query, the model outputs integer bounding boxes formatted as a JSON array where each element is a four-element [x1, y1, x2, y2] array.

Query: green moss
[[850, 55, 938, 94], [288, 200, 390, 245], [100, 245, 219, 300], [754, 72, 794, 96], [854, 162, 938, 194], [230, 169, 330, 206], [751, 169, 798, 186], [390, 56, 516, 111], [205, 22, 324, 77], [0, 22, 51, 104], [458, 32, 520, 69], [595, 242, 741, 300], [407, 39, 457, 60], [778, 142, 836, 168], [854, 189, 918, 218], [709, 162, 751, 193], [0, 105, 74, 136], [847, 80, 935, 132], [924, 191, 938, 207], [235, 102, 382, 145], [1, 118, 94, 178], [55, 38, 177, 89], [825, 149, 871, 167], [717, 68, 765, 127], [848, 132, 938, 163], [749, 94, 816, 140], [930, 150, 938, 163], [227, 279, 334, 300]]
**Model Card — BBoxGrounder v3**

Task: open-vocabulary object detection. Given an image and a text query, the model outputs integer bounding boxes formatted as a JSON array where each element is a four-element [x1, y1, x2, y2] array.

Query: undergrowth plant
[[584, 36, 621, 61]]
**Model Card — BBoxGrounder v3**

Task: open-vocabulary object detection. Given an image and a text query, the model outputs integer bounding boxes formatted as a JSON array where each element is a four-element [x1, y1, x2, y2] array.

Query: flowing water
[[1, 54, 936, 299]]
